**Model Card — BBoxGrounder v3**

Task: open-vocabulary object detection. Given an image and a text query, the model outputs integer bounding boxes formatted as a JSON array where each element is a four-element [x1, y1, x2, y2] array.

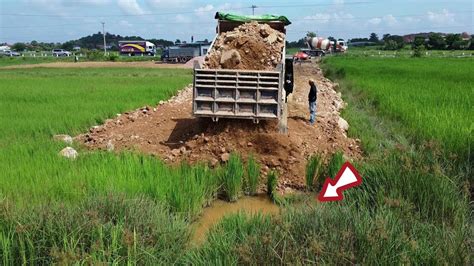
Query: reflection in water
[[192, 195, 280, 245]]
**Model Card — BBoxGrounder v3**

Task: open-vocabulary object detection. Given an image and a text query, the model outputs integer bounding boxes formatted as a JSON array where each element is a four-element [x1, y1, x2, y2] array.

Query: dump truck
[[192, 12, 293, 132], [161, 42, 210, 63]]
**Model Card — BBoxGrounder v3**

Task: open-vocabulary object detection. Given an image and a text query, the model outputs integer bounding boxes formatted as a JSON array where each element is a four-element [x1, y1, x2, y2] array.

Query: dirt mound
[[202, 22, 285, 71], [76, 63, 362, 192]]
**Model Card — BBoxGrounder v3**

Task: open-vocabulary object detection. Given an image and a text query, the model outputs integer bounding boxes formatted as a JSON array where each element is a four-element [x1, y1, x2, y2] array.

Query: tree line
[[286, 32, 473, 51], [3, 32, 176, 52]]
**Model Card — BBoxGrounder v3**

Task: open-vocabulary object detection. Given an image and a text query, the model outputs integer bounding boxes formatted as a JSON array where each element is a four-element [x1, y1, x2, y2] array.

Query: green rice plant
[[266, 170, 278, 202], [245, 154, 260, 196], [0, 195, 190, 265], [327, 151, 345, 178], [221, 153, 244, 202], [305, 154, 323, 191]]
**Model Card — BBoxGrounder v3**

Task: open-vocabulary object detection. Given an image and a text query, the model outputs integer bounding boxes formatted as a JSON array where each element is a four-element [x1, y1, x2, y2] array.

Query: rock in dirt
[[59, 147, 78, 159], [106, 140, 114, 152], [221, 153, 230, 162], [338, 117, 349, 132], [220, 49, 241, 69], [53, 134, 73, 145]]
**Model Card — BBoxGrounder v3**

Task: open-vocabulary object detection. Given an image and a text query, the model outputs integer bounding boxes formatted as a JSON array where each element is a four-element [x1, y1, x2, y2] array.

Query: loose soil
[[77, 62, 362, 191], [203, 22, 285, 71]]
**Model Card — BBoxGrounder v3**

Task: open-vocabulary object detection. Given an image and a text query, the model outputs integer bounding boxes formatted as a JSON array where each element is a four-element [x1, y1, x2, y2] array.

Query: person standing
[[308, 79, 317, 125]]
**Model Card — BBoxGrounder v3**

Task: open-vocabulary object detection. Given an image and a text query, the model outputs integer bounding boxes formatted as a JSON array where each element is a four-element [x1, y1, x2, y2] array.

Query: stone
[[210, 158, 219, 167], [338, 117, 349, 132], [59, 147, 78, 159], [106, 140, 114, 152], [53, 134, 73, 145], [220, 49, 241, 68], [221, 153, 230, 162], [171, 149, 180, 156]]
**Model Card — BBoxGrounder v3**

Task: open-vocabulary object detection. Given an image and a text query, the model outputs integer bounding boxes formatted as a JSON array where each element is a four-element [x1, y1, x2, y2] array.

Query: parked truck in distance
[[161, 42, 210, 63], [119, 41, 156, 56], [304, 37, 348, 56]]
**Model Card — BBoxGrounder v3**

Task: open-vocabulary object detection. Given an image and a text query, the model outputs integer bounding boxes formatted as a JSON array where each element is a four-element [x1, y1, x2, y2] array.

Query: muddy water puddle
[[191, 195, 280, 245]]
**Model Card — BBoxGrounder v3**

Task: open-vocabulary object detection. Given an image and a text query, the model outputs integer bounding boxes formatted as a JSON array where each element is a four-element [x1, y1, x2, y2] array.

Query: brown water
[[191, 195, 280, 245]]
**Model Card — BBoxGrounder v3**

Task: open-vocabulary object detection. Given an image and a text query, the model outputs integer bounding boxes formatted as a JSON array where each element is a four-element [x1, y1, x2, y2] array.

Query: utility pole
[[101, 22, 107, 55], [251, 5, 257, 15]]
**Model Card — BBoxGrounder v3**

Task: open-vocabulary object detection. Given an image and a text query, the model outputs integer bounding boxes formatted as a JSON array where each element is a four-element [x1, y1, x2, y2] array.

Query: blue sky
[[0, 0, 472, 44]]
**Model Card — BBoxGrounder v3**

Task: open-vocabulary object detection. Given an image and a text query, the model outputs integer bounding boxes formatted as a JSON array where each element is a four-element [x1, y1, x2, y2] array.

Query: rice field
[[323, 57, 473, 160], [0, 59, 472, 264]]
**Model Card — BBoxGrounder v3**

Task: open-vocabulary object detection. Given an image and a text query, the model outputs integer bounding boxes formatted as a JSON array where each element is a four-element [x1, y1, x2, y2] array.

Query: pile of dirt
[[202, 22, 285, 71], [76, 63, 362, 192]]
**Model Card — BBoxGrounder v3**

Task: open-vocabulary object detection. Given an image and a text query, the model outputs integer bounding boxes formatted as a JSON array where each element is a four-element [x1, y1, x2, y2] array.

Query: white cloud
[[383, 14, 398, 26], [147, 0, 191, 9], [334, 0, 344, 6], [302, 12, 353, 24], [119, 20, 133, 27], [427, 9, 456, 25], [175, 14, 191, 23], [117, 0, 144, 15], [368, 17, 382, 25], [195, 4, 214, 13]]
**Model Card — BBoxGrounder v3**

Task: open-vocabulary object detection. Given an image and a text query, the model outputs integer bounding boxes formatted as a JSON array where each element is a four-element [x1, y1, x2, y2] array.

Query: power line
[[1, 11, 472, 29]]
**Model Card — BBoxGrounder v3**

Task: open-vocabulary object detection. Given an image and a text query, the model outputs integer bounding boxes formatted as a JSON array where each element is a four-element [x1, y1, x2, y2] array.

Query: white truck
[[305, 37, 348, 56], [119, 41, 156, 56]]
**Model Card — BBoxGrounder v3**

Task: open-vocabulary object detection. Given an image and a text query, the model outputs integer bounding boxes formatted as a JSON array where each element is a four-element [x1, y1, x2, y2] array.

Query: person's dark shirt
[[308, 83, 317, 102]]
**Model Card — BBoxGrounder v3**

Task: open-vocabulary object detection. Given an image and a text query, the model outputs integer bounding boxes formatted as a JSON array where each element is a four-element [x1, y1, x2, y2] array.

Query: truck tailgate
[[193, 68, 282, 121]]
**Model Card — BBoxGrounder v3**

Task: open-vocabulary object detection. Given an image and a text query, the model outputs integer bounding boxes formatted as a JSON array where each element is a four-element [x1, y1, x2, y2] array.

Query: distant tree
[[445, 34, 462, 49], [175, 39, 181, 44], [382, 34, 391, 41], [61, 40, 76, 51], [306, 31, 317, 38], [383, 35, 404, 50], [328, 36, 336, 42], [413, 36, 426, 48], [11, 42, 26, 51], [412, 36, 426, 57], [469, 35, 474, 50], [428, 33, 446, 50], [369, 33, 379, 43]]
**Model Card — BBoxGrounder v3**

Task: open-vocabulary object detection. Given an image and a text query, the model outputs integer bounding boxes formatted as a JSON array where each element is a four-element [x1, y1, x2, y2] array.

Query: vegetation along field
[[0, 56, 472, 264]]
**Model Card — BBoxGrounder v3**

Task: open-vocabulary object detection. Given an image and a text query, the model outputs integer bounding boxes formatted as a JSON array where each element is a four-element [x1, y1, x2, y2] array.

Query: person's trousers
[[309, 101, 316, 125]]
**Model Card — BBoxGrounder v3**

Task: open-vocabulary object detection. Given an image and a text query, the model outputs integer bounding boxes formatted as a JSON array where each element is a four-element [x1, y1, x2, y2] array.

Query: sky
[[0, 0, 472, 44]]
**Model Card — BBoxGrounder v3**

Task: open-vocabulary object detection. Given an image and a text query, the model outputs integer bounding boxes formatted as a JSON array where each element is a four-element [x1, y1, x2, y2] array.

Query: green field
[[0, 52, 160, 67], [0, 60, 471, 264], [323, 57, 473, 159]]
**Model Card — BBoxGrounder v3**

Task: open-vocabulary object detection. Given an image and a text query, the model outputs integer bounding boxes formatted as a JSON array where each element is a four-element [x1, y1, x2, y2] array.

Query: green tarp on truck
[[214, 12, 292, 26]]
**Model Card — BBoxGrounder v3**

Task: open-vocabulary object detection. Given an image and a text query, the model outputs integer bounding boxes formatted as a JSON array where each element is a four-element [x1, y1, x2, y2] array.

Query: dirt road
[[1, 61, 190, 69], [77, 62, 361, 191]]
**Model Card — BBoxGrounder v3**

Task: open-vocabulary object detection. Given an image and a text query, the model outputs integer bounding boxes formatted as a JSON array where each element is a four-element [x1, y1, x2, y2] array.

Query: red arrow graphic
[[318, 162, 362, 202]]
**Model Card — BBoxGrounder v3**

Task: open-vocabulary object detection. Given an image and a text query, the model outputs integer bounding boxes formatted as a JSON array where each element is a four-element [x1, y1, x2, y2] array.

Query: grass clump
[[245, 154, 260, 196], [305, 154, 323, 191], [266, 170, 278, 202], [327, 151, 345, 178], [0, 195, 189, 265], [221, 153, 244, 202]]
